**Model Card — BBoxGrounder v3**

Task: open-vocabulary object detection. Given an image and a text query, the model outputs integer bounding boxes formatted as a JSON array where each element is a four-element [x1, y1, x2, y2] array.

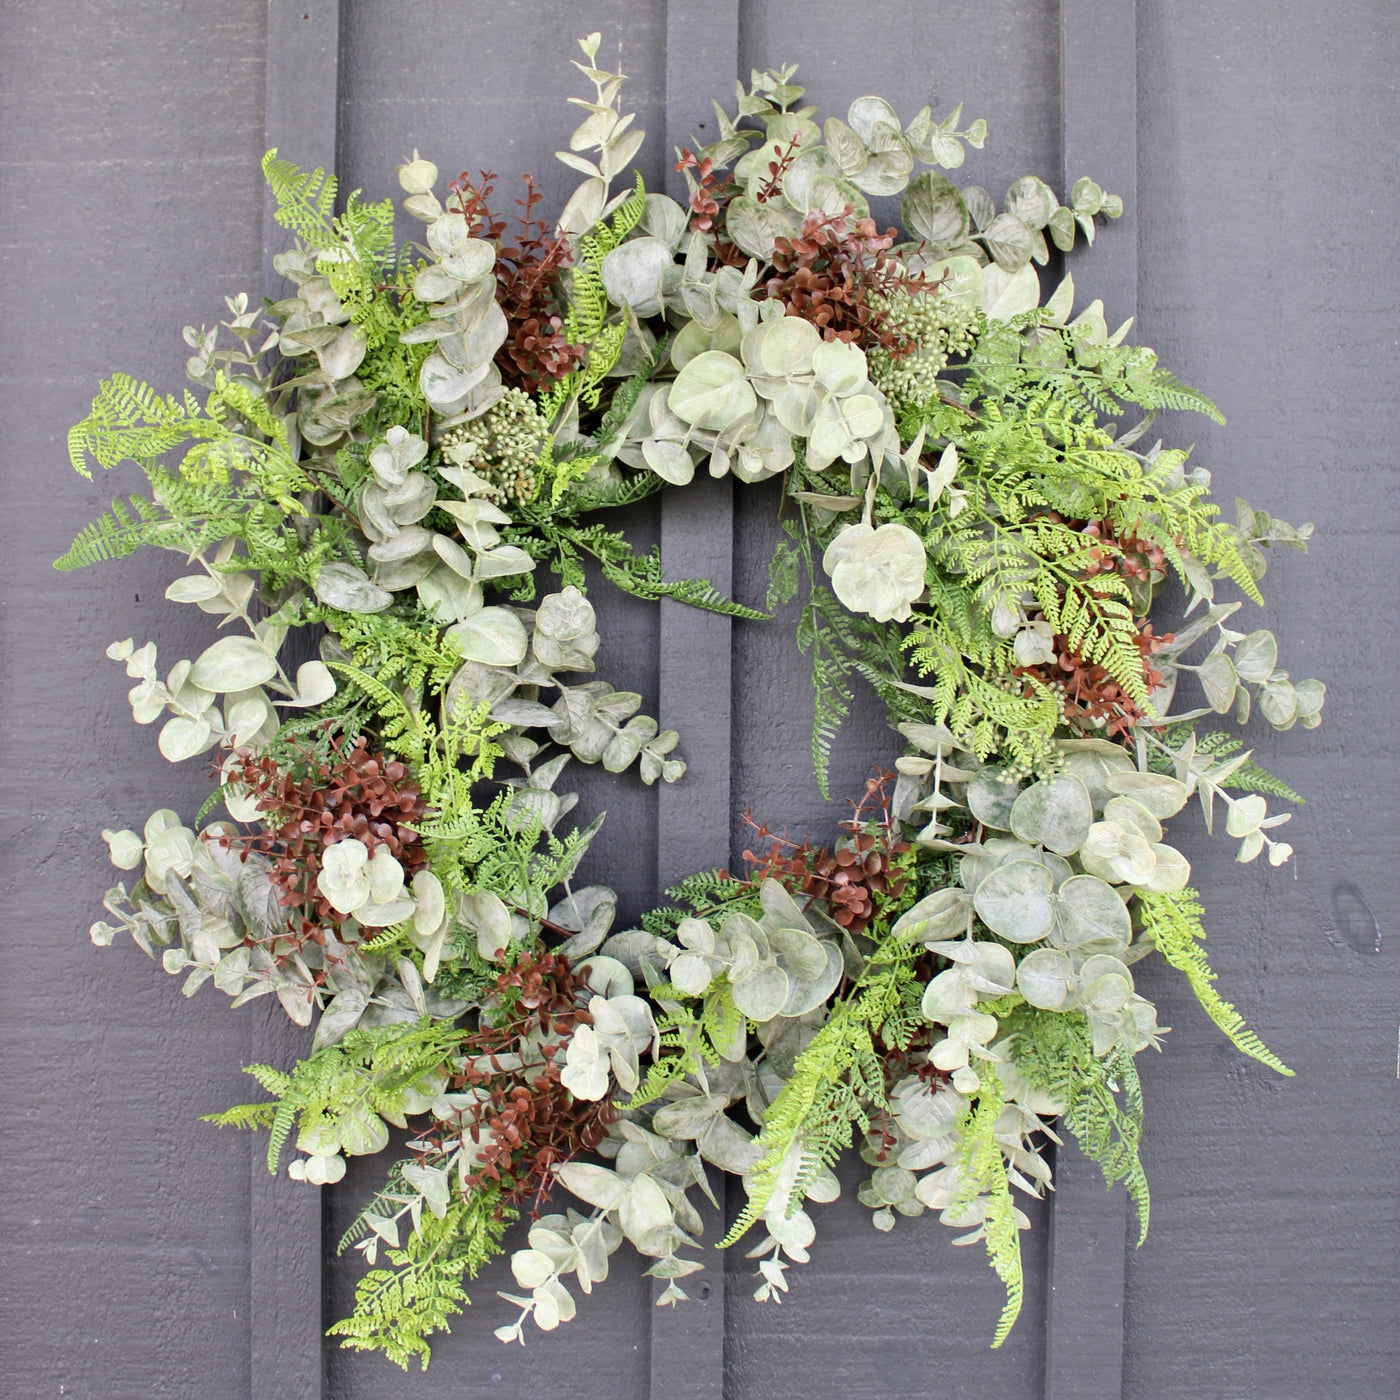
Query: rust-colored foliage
[[765, 208, 926, 353], [674, 148, 748, 267], [446, 170, 585, 393], [222, 735, 429, 944], [743, 772, 912, 936], [413, 951, 615, 1214], [1014, 513, 1175, 737]]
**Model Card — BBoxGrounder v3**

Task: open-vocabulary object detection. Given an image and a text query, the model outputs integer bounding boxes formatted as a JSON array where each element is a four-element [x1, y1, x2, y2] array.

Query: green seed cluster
[[989, 672, 1071, 781], [868, 286, 979, 413], [438, 388, 548, 505]]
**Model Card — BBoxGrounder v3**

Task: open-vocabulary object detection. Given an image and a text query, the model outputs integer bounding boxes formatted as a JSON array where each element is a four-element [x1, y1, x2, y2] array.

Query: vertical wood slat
[[653, 4, 740, 1397], [252, 4, 341, 1397], [1046, 4, 1138, 1399]]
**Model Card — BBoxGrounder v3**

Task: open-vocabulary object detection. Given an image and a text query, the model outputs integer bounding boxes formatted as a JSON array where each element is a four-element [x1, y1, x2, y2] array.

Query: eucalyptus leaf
[[972, 860, 1055, 943]]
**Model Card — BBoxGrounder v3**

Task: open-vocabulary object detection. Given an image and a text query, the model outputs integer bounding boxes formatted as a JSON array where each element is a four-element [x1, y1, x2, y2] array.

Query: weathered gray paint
[[3, 2, 1397, 1397]]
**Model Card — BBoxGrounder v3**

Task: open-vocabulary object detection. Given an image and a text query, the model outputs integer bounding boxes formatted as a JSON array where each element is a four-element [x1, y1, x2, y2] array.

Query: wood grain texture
[[250, 9, 343, 1396], [1125, 3, 1400, 1396], [725, 7, 1060, 1397], [1043, 5, 1137, 1397], [325, 7, 666, 1395], [8, 2, 1399, 1396], [0, 3, 268, 1397], [649, 6, 742, 1391]]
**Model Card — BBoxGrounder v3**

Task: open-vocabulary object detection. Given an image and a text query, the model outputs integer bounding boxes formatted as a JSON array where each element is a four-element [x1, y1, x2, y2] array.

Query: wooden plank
[[652, 7, 740, 1396], [1045, 4, 1137, 1398], [251, 4, 342, 1397]]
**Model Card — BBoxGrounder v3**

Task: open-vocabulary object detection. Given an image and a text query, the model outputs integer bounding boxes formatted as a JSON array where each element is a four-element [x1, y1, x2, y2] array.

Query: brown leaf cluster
[[413, 951, 615, 1215], [221, 736, 428, 946]]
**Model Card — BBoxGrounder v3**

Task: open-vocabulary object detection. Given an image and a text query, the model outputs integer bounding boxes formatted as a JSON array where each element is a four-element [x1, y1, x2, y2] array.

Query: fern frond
[[329, 1184, 514, 1371], [1138, 887, 1292, 1075], [951, 1069, 1024, 1347], [263, 149, 339, 250]]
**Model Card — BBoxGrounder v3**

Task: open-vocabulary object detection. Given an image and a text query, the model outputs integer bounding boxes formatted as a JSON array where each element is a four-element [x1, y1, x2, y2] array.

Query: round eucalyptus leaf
[[851, 143, 914, 196], [981, 261, 1040, 320], [413, 262, 466, 303], [1294, 677, 1326, 719], [670, 314, 742, 370], [431, 532, 476, 579], [811, 338, 868, 395], [732, 964, 790, 1021], [419, 352, 492, 413], [759, 877, 812, 933], [158, 715, 214, 762], [838, 392, 884, 439], [846, 95, 901, 144], [189, 636, 279, 693], [1052, 874, 1132, 955], [1016, 947, 1076, 1009], [980, 212, 1034, 271], [619, 1175, 673, 1244], [921, 967, 975, 1021], [1058, 741, 1136, 810], [1102, 795, 1162, 843], [1197, 651, 1238, 713], [758, 315, 821, 377], [780, 145, 843, 210], [967, 768, 1021, 830], [1258, 678, 1297, 729], [1103, 771, 1191, 819], [556, 1162, 627, 1211], [165, 574, 223, 604], [669, 952, 715, 996], [668, 351, 756, 431], [1225, 793, 1267, 838], [725, 196, 794, 260], [956, 940, 1016, 994], [1080, 967, 1133, 1015], [902, 172, 970, 248], [1071, 177, 1104, 215], [1047, 205, 1077, 251], [339, 1107, 390, 1157], [1004, 175, 1056, 230], [472, 545, 537, 580], [369, 524, 434, 564], [440, 238, 495, 283], [924, 255, 984, 308], [445, 607, 529, 667], [781, 942, 843, 1016], [652, 1093, 727, 1140], [1233, 629, 1278, 684], [823, 116, 868, 176], [1144, 843, 1191, 893], [696, 1115, 764, 1174], [972, 860, 1055, 943], [772, 379, 821, 435], [600, 236, 674, 317], [767, 926, 827, 982], [510, 1248, 555, 1290], [890, 886, 971, 943], [1009, 774, 1093, 855]]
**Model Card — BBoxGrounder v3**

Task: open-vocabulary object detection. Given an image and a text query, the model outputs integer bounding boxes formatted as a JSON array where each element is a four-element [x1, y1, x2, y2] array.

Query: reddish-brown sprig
[[220, 735, 429, 952], [443, 169, 584, 393], [742, 771, 912, 937], [765, 208, 929, 354], [409, 951, 616, 1216]]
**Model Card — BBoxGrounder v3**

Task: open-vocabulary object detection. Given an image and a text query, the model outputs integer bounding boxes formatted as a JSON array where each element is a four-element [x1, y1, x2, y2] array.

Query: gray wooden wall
[[2, 2, 1396, 1397]]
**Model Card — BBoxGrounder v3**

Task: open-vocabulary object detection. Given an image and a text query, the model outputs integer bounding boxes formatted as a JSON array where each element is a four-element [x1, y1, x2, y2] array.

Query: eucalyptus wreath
[[68, 35, 1325, 1370]]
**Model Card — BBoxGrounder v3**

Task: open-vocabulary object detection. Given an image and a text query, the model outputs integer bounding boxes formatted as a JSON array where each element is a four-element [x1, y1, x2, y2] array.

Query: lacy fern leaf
[[1138, 887, 1293, 1075]]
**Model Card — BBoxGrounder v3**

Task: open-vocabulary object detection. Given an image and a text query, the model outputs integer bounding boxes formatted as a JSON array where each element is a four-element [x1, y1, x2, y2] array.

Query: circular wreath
[[69, 34, 1325, 1371]]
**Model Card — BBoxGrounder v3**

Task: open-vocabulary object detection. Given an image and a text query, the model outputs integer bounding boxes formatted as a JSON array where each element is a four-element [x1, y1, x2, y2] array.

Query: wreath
[[68, 34, 1325, 1371]]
